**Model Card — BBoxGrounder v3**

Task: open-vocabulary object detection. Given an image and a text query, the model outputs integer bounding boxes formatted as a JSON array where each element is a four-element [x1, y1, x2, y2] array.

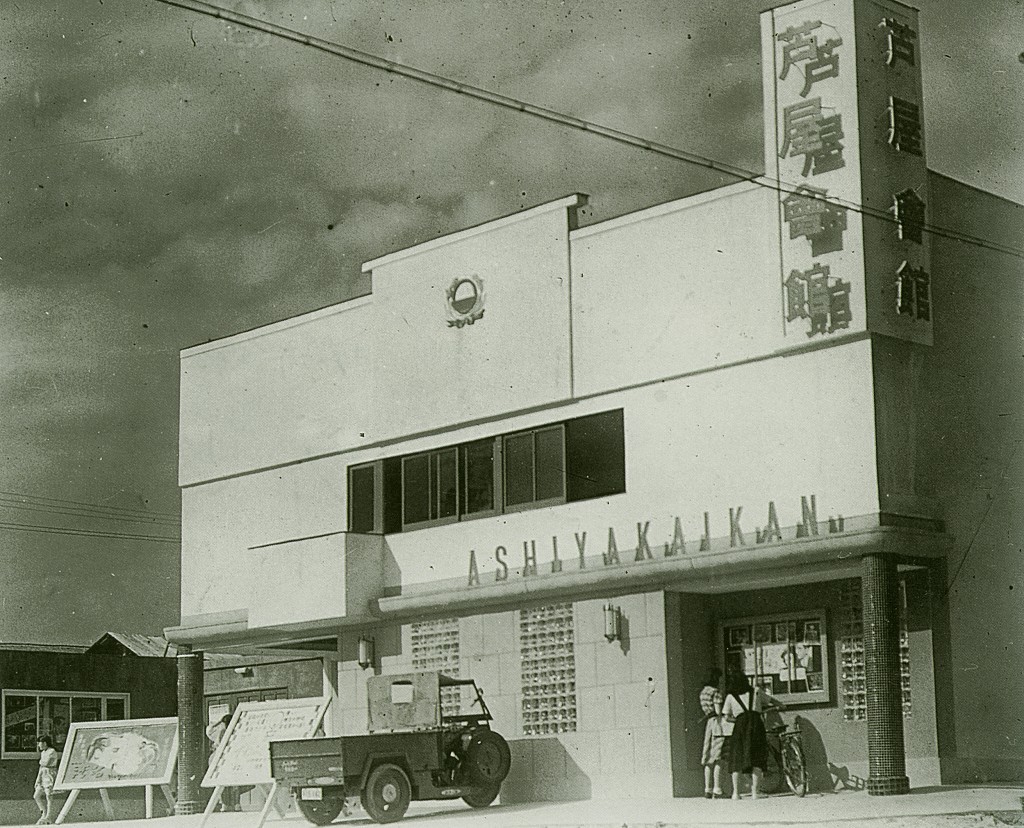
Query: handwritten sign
[[202, 697, 329, 788], [54, 717, 178, 791]]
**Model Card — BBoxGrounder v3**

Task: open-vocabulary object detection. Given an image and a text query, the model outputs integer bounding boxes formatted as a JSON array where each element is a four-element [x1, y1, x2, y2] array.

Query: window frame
[[458, 438, 501, 521], [347, 461, 381, 534], [501, 424, 567, 514], [2, 689, 131, 759], [345, 409, 624, 534], [400, 447, 461, 531], [718, 609, 831, 706]]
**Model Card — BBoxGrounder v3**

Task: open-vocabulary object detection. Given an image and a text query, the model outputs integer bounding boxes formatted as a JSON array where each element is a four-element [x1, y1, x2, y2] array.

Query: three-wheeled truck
[[270, 672, 511, 824]]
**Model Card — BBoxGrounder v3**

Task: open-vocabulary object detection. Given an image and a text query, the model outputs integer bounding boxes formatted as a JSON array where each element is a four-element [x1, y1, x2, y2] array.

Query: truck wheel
[[360, 764, 411, 824], [296, 797, 344, 826], [462, 784, 500, 809], [464, 730, 511, 786]]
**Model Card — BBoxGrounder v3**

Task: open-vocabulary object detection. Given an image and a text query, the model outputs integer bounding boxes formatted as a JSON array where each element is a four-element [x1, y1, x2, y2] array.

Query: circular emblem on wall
[[445, 274, 485, 328]]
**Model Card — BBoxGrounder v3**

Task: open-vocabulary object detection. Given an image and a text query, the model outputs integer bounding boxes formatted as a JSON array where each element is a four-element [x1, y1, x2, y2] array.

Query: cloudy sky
[[1, 0, 1021, 645]]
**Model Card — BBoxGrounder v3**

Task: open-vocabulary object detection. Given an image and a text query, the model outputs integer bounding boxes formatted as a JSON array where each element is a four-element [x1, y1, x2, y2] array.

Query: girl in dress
[[698, 667, 726, 798], [722, 672, 783, 799]]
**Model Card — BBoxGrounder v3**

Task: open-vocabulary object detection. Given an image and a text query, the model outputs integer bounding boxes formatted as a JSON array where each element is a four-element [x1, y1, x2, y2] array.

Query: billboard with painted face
[[54, 717, 178, 790]]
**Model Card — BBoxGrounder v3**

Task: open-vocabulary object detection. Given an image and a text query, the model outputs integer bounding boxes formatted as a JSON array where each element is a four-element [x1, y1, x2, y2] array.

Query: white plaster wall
[[571, 184, 787, 396], [377, 338, 879, 590], [179, 204, 575, 487], [330, 593, 673, 802], [179, 454, 345, 618], [181, 338, 877, 619]]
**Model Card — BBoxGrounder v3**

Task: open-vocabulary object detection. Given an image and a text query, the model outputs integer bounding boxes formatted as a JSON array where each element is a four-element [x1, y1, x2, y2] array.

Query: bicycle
[[761, 718, 808, 796]]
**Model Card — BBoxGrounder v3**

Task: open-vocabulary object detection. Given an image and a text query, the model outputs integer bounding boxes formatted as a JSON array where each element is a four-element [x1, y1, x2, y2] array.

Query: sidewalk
[[16, 787, 1024, 828]]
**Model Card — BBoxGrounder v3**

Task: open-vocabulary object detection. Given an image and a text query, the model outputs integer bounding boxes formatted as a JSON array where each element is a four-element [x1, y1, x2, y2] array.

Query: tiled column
[[862, 553, 910, 795], [175, 645, 206, 815]]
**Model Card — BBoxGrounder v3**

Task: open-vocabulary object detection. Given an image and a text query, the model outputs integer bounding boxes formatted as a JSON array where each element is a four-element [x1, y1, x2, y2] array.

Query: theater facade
[[167, 0, 1024, 802]]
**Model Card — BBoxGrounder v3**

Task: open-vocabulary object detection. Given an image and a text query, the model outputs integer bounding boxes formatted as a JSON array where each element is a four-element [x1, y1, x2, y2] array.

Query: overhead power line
[[0, 498, 180, 528], [154, 0, 1024, 261], [0, 520, 180, 543], [0, 489, 179, 522]]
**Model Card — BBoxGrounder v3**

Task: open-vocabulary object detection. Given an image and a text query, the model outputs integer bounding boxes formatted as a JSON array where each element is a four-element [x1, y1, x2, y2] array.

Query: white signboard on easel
[[52, 717, 179, 823], [201, 697, 330, 828]]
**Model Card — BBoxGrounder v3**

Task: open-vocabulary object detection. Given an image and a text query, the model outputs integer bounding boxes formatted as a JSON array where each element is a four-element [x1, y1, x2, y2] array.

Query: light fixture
[[233, 666, 254, 677], [603, 603, 621, 642], [357, 635, 375, 669]]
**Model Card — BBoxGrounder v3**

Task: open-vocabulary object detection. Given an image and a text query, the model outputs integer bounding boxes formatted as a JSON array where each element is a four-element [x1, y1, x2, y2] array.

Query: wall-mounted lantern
[[232, 666, 254, 678], [357, 635, 375, 670], [603, 603, 621, 642]]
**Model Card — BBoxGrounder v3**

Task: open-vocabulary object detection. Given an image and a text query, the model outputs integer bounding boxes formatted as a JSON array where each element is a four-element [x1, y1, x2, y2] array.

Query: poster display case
[[720, 610, 830, 705]]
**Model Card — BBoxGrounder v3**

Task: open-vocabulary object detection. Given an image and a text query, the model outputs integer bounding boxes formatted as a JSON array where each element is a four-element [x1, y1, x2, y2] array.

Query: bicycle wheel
[[782, 739, 808, 797]]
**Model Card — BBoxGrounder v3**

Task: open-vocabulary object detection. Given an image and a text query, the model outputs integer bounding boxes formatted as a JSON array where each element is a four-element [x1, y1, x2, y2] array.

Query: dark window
[[504, 425, 564, 508], [105, 698, 126, 720], [346, 409, 623, 532], [460, 439, 495, 515], [403, 448, 458, 527], [503, 433, 535, 507], [382, 458, 403, 534], [433, 449, 458, 519], [535, 427, 565, 501], [349, 464, 376, 533], [565, 410, 626, 502], [402, 454, 431, 525]]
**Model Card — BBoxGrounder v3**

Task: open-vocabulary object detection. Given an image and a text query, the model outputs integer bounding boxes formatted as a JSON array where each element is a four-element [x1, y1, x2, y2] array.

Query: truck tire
[[296, 796, 344, 826], [462, 784, 500, 809], [360, 763, 411, 824], [463, 730, 511, 786]]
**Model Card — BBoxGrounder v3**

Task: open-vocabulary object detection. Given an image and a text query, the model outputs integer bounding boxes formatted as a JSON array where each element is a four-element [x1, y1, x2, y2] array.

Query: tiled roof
[[88, 632, 179, 657]]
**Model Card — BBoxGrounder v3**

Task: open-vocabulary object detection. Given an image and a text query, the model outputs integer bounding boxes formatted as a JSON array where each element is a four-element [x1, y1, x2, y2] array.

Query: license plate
[[300, 788, 323, 801]]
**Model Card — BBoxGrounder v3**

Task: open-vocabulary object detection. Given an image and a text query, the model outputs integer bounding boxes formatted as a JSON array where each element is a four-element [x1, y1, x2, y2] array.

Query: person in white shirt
[[698, 667, 726, 798], [34, 736, 58, 824], [721, 672, 783, 799]]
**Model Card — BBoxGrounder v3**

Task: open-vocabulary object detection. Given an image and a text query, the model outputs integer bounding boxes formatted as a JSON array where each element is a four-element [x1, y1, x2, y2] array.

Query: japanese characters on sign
[[785, 263, 852, 336], [878, 13, 930, 328], [783, 186, 848, 256], [777, 20, 843, 96], [772, 6, 857, 340], [891, 187, 925, 244], [880, 15, 916, 66], [766, 0, 931, 345], [887, 96, 923, 156]]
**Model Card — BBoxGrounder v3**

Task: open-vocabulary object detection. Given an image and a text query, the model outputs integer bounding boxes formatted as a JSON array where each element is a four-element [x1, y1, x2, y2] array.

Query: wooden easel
[[200, 697, 331, 828], [54, 784, 174, 824], [200, 783, 289, 828]]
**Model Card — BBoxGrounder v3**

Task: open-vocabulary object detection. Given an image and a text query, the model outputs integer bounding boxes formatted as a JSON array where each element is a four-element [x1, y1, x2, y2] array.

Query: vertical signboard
[[854, 0, 932, 344], [764, 0, 866, 341], [762, 0, 931, 345]]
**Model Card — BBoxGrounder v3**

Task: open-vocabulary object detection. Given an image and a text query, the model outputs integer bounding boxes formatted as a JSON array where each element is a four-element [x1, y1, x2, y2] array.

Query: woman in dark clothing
[[722, 672, 782, 799]]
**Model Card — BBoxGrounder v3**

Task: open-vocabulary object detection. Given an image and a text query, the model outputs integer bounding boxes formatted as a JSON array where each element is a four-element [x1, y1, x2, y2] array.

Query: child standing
[[34, 735, 58, 824]]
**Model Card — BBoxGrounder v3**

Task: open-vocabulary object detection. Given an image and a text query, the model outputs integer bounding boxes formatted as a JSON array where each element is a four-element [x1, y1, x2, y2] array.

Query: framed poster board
[[719, 610, 831, 705], [54, 717, 178, 791], [202, 697, 329, 788]]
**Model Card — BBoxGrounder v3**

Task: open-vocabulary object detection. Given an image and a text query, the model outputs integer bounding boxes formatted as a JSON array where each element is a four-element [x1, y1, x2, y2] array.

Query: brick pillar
[[175, 645, 206, 815], [862, 554, 910, 795]]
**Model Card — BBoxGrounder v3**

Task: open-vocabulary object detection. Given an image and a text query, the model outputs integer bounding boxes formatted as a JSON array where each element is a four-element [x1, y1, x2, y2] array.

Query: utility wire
[[0, 489, 179, 522], [0, 499, 180, 528], [154, 0, 1024, 262], [940, 440, 1020, 602], [0, 520, 180, 543]]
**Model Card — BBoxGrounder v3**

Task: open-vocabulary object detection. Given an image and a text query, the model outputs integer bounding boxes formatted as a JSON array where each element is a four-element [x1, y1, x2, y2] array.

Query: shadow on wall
[[793, 715, 848, 793], [501, 737, 592, 803]]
